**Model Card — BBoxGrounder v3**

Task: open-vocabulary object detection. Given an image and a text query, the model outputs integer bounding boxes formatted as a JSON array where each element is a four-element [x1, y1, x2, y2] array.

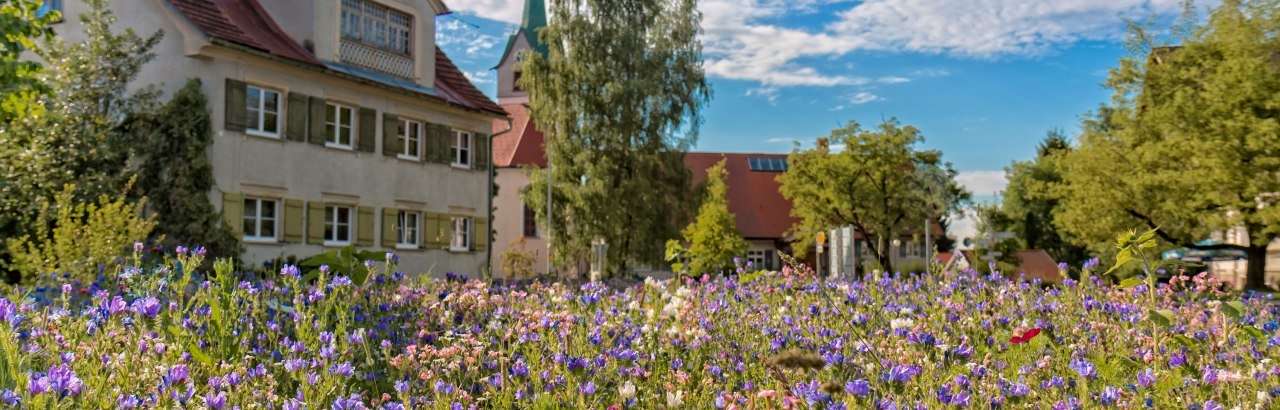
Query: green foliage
[[5, 183, 156, 284], [1054, 0, 1280, 289], [499, 237, 539, 280], [129, 78, 240, 260], [0, 0, 162, 279], [667, 159, 748, 275], [989, 130, 1091, 266], [0, 0, 57, 122], [779, 119, 968, 274], [519, 0, 710, 275], [297, 245, 385, 286]]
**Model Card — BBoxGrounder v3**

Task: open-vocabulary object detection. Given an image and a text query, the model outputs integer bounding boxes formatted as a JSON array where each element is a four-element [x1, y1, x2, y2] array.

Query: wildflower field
[[1, 247, 1278, 409]]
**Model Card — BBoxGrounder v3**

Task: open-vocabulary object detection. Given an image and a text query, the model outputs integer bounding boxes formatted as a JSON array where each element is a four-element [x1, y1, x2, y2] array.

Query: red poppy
[[1010, 328, 1041, 344]]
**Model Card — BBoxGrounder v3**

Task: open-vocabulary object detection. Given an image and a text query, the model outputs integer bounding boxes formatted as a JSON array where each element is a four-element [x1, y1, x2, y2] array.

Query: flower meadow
[[1, 247, 1279, 409]]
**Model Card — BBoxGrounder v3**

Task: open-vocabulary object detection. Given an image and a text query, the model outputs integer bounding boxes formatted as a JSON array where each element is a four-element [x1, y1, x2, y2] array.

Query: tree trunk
[[1244, 244, 1269, 290]]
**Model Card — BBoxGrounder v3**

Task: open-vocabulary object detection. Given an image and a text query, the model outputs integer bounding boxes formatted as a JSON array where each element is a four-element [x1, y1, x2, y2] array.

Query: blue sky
[[435, 0, 1200, 238]]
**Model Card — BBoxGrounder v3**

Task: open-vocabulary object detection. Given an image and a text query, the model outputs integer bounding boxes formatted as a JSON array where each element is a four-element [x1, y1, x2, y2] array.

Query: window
[[246, 86, 281, 137], [341, 0, 412, 55], [326, 103, 355, 148], [398, 119, 422, 159], [242, 198, 278, 241], [512, 71, 523, 92], [746, 250, 767, 270], [324, 205, 354, 245], [37, 0, 61, 17], [396, 211, 420, 247], [451, 130, 472, 168], [747, 157, 788, 172], [522, 203, 537, 237], [451, 216, 472, 251]]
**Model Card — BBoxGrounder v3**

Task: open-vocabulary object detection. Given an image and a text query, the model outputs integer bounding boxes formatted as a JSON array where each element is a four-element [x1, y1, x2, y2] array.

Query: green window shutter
[[221, 192, 243, 237], [474, 217, 488, 252], [283, 199, 304, 243], [307, 201, 326, 244], [357, 107, 377, 153], [307, 96, 327, 145], [382, 113, 399, 157], [356, 206, 374, 246], [224, 79, 247, 132], [423, 212, 446, 249], [286, 92, 309, 141], [474, 132, 490, 170], [426, 123, 449, 164], [381, 208, 398, 247]]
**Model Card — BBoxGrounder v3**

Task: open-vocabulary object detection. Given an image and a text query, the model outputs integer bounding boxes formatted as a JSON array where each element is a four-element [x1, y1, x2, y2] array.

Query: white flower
[[666, 390, 685, 407], [619, 381, 636, 399], [898, 307, 913, 315], [890, 318, 915, 331]]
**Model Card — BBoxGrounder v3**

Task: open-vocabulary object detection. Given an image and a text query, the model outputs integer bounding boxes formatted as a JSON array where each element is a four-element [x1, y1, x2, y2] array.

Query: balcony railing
[[339, 39, 414, 79]]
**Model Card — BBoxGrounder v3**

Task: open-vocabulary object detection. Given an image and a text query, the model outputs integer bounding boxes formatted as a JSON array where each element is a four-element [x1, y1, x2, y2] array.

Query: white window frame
[[325, 102, 356, 149], [396, 210, 420, 249], [245, 85, 282, 138], [451, 130, 472, 169], [746, 249, 767, 269], [450, 216, 472, 252], [324, 205, 354, 246], [340, 0, 413, 56], [398, 118, 423, 160], [242, 197, 279, 242]]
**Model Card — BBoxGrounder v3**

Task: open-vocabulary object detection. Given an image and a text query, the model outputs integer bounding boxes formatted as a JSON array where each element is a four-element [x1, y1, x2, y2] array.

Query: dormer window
[[339, 0, 415, 78], [341, 0, 412, 55]]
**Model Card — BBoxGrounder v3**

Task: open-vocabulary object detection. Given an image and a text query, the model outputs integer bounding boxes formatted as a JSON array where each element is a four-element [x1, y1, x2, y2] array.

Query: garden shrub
[[500, 237, 538, 280], [5, 182, 155, 284]]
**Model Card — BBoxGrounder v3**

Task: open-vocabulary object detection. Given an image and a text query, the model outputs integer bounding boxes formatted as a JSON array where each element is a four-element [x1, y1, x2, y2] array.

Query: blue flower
[[846, 379, 871, 397]]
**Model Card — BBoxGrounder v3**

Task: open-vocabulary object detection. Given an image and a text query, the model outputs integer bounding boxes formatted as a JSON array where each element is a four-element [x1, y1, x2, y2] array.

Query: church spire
[[521, 0, 547, 34]]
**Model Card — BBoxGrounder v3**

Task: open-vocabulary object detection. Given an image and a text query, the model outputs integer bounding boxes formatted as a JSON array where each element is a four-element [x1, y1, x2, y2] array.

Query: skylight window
[[748, 157, 788, 172]]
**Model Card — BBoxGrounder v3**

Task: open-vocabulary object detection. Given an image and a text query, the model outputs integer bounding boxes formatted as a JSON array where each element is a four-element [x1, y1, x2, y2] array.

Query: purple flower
[[580, 381, 596, 395], [103, 296, 128, 316], [888, 364, 921, 383], [1099, 386, 1120, 405], [1070, 358, 1096, 379], [166, 364, 190, 386], [1136, 368, 1156, 388], [0, 298, 22, 327], [117, 394, 140, 408], [332, 394, 366, 410], [333, 276, 352, 287], [332, 362, 355, 378], [1203, 400, 1225, 410], [0, 390, 18, 406], [205, 392, 227, 410], [394, 380, 409, 393], [282, 265, 302, 278], [30, 364, 82, 397], [846, 379, 871, 397], [133, 296, 162, 318], [133, 242, 145, 252]]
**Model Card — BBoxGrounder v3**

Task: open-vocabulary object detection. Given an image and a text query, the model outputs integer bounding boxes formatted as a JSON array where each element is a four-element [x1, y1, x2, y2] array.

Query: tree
[[779, 119, 968, 274], [666, 159, 749, 275], [128, 78, 239, 259], [0, 0, 57, 122], [519, 0, 710, 275], [0, 0, 161, 280], [991, 130, 1091, 265], [1055, 0, 1280, 289]]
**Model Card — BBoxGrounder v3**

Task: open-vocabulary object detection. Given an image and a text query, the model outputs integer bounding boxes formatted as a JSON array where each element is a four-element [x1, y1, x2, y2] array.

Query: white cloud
[[445, 0, 525, 24], [436, 18, 503, 58], [464, 70, 495, 84], [877, 76, 911, 84], [911, 68, 952, 77], [955, 170, 1008, 197], [828, 105, 846, 111], [766, 137, 796, 143], [746, 86, 780, 103], [849, 92, 880, 105]]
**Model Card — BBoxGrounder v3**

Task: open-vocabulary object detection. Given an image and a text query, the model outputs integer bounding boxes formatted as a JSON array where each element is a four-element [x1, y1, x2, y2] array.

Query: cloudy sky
[[435, 0, 1201, 240]]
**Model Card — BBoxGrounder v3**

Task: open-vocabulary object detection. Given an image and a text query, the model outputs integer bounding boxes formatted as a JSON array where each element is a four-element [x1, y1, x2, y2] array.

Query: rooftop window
[[748, 157, 787, 172]]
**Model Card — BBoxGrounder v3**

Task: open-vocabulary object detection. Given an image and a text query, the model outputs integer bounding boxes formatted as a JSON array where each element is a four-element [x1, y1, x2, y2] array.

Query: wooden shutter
[[426, 123, 450, 164], [307, 201, 325, 244], [224, 79, 247, 132], [357, 107, 377, 152], [307, 96, 326, 145], [422, 212, 447, 249], [221, 191, 243, 236], [283, 199, 304, 243], [381, 208, 398, 247], [286, 92, 309, 141], [474, 132, 490, 170], [356, 206, 374, 246], [474, 217, 488, 252], [382, 113, 399, 157]]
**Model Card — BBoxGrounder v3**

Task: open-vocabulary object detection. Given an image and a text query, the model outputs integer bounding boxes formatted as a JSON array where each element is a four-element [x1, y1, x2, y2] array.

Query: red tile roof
[[166, 0, 502, 116], [684, 153, 799, 240], [491, 104, 547, 168], [1011, 249, 1064, 283]]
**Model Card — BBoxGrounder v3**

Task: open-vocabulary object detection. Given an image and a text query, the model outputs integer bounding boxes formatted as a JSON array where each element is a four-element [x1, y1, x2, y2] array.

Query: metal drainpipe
[[488, 116, 514, 278]]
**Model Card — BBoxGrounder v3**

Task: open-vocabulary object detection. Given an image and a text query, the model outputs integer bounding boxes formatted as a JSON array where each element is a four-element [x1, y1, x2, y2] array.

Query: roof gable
[[684, 152, 798, 240]]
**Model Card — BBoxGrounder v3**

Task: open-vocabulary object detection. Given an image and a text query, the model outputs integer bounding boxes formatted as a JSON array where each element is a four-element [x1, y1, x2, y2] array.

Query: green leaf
[[1119, 278, 1144, 289], [1148, 309, 1174, 327], [1221, 301, 1245, 319], [186, 341, 213, 365], [1105, 252, 1135, 275], [1170, 334, 1200, 350], [1236, 326, 1265, 341]]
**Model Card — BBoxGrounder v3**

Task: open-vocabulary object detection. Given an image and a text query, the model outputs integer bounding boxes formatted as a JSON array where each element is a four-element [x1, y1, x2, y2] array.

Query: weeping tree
[[1055, 0, 1280, 289], [520, 0, 711, 275]]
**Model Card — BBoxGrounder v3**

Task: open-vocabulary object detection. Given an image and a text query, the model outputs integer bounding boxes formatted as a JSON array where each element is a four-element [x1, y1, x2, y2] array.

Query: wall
[[491, 168, 549, 278], [495, 33, 531, 105]]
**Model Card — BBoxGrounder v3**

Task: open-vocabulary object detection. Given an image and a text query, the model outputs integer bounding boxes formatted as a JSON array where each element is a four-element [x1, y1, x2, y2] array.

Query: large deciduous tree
[[990, 130, 1091, 266], [520, 0, 710, 275], [779, 119, 967, 275], [1055, 0, 1280, 289], [0, 0, 56, 122]]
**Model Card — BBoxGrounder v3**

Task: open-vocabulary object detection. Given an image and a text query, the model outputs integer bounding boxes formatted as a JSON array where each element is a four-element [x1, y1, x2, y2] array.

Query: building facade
[[50, 0, 505, 275]]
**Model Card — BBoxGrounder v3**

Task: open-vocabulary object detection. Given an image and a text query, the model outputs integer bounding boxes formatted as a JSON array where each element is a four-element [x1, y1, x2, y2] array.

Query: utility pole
[[546, 137, 554, 275]]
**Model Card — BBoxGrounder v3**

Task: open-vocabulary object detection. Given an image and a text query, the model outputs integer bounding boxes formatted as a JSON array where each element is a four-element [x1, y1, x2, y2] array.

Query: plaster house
[[45, 0, 505, 275]]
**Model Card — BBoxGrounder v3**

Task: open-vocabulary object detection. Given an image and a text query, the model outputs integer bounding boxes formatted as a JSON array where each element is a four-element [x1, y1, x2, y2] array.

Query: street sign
[[816, 232, 826, 245]]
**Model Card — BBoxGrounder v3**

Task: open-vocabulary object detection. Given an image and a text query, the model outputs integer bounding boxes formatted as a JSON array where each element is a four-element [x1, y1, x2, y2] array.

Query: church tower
[[494, 0, 548, 105]]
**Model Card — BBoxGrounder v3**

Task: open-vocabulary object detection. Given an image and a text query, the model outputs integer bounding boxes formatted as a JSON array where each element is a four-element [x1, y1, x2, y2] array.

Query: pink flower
[[757, 389, 777, 399]]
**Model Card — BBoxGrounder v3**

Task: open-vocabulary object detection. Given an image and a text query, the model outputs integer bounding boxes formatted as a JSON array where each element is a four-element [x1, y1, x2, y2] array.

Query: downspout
[[487, 116, 515, 278]]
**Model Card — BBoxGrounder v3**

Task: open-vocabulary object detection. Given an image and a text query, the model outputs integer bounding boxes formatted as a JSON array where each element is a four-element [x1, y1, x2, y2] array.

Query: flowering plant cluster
[[0, 245, 1277, 409]]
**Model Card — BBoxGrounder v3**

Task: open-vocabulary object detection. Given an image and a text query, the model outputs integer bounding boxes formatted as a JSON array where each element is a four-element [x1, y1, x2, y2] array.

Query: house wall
[[491, 168, 549, 278], [495, 33, 531, 105], [52, 0, 493, 276]]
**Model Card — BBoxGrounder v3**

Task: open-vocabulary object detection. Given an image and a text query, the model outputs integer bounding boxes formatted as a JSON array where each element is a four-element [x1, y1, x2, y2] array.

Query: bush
[[500, 237, 538, 280], [5, 182, 155, 284]]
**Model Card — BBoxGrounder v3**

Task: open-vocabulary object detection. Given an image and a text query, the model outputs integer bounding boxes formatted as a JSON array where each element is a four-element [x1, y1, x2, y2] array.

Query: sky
[[435, 0, 1202, 241]]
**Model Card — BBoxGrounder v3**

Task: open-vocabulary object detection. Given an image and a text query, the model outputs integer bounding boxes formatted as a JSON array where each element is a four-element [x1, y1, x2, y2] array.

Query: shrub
[[5, 182, 155, 284], [500, 237, 538, 280]]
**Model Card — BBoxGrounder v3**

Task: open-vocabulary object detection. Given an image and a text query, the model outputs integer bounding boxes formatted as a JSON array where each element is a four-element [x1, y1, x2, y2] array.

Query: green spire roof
[[520, 0, 549, 56]]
